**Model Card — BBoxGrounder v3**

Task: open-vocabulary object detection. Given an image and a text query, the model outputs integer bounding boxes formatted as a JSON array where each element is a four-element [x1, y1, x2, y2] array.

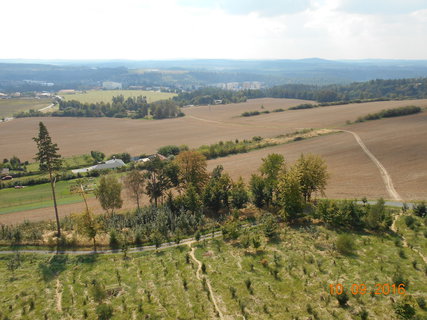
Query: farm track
[[0, 231, 224, 255], [338, 130, 402, 201], [189, 245, 225, 320]]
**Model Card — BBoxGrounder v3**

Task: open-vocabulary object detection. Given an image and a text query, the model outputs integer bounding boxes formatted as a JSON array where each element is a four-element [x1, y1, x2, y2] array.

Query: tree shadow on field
[[38, 254, 69, 282]]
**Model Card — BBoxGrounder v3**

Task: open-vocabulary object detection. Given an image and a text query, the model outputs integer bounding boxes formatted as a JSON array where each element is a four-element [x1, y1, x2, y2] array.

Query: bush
[[157, 145, 181, 157], [394, 298, 416, 319], [109, 230, 120, 249], [417, 297, 426, 310], [96, 304, 113, 320], [336, 291, 349, 307], [336, 234, 356, 255], [405, 216, 416, 229], [393, 272, 409, 289], [289, 103, 318, 110], [413, 201, 427, 218]]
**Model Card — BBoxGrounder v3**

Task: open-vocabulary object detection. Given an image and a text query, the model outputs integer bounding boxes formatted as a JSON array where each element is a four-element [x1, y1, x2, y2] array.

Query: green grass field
[[0, 170, 128, 215], [0, 99, 52, 118], [24, 154, 93, 173], [61, 90, 176, 104], [0, 224, 425, 319], [0, 180, 88, 215]]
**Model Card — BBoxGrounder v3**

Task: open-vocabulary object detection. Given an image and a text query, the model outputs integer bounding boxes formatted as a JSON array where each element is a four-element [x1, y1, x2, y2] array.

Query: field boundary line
[[338, 129, 402, 201], [188, 114, 282, 129]]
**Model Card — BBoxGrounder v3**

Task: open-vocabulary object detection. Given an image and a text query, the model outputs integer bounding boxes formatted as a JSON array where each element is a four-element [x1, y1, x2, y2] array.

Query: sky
[[1, 0, 427, 60]]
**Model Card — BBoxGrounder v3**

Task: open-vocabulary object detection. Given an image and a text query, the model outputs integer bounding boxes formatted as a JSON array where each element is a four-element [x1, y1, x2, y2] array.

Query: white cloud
[[0, 0, 426, 60]]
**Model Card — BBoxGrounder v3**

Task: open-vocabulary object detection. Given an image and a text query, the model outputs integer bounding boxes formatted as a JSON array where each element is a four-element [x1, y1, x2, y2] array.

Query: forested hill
[[245, 78, 427, 103], [171, 78, 427, 106]]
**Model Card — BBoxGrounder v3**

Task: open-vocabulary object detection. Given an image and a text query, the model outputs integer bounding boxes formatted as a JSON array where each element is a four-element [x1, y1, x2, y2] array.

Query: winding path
[[339, 130, 427, 263], [189, 245, 224, 319], [338, 129, 402, 201]]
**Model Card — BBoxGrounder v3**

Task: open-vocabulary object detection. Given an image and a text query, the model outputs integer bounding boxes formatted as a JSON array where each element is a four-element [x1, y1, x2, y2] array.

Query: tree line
[[355, 105, 422, 123], [244, 78, 427, 103], [15, 95, 184, 120]]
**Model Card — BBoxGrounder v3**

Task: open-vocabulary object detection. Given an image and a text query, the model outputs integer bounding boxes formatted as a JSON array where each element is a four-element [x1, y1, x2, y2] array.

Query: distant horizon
[[2, 57, 427, 63]]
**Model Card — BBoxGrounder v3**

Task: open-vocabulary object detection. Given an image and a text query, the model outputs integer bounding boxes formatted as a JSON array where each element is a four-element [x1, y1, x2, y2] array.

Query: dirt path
[[56, 278, 62, 312], [189, 245, 224, 320], [39, 103, 55, 113], [339, 130, 402, 201], [391, 211, 427, 264]]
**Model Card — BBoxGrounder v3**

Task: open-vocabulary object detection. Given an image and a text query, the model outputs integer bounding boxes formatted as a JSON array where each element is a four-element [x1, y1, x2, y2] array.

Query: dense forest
[[173, 87, 248, 106], [244, 78, 427, 103], [169, 78, 427, 107]]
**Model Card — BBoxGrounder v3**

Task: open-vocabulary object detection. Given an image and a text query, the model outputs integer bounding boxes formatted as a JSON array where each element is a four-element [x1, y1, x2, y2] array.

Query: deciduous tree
[[294, 153, 329, 202], [174, 150, 208, 192], [124, 170, 145, 210], [95, 175, 123, 214]]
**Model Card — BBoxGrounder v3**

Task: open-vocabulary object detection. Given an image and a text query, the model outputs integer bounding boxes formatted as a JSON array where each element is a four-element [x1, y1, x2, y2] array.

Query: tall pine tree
[[33, 122, 62, 237]]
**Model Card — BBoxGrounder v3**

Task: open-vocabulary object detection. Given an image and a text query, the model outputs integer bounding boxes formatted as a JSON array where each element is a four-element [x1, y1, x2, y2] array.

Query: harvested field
[[2, 98, 426, 161], [186, 98, 427, 128], [208, 132, 390, 200], [208, 111, 427, 201], [1, 98, 426, 223], [343, 112, 427, 201]]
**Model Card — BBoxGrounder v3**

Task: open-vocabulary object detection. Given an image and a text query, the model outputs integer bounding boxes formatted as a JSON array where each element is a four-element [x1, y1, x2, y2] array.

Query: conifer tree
[[33, 122, 62, 236]]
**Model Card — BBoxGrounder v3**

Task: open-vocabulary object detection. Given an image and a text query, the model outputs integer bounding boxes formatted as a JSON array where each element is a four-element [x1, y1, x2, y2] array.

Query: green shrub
[[413, 201, 427, 218], [96, 303, 113, 320], [336, 234, 356, 255], [394, 299, 416, 319], [336, 291, 349, 307], [157, 145, 181, 157]]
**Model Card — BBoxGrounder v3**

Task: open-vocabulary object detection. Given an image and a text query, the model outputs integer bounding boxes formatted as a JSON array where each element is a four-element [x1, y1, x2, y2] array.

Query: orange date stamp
[[329, 283, 406, 295]]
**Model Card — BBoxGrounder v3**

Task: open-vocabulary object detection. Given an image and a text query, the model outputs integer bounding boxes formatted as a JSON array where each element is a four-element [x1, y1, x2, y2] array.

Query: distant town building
[[23, 80, 54, 87], [102, 81, 122, 90], [215, 81, 263, 91], [58, 89, 76, 94]]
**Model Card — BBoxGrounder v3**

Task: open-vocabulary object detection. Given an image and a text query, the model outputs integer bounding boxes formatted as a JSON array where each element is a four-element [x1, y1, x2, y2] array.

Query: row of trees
[[355, 105, 421, 122], [16, 95, 184, 119], [173, 87, 247, 106], [94, 152, 329, 222]]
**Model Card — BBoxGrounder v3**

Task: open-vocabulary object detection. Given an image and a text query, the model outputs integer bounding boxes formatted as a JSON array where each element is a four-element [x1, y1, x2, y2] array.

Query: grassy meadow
[[61, 90, 176, 104], [0, 223, 426, 319], [0, 99, 52, 118], [0, 179, 88, 215]]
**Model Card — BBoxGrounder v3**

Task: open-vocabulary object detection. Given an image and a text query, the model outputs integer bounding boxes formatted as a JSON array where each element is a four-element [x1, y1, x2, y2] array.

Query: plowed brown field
[[1, 98, 426, 223]]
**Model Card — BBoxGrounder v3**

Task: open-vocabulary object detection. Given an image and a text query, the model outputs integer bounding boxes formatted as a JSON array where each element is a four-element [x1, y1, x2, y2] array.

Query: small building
[[137, 153, 167, 163], [72, 159, 125, 174], [1, 168, 10, 176]]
